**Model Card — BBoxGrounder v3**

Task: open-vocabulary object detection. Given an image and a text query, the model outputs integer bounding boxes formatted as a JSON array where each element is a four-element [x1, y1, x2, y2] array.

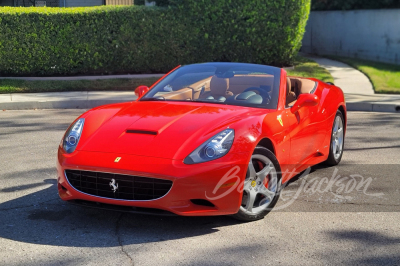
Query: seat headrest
[[286, 77, 292, 96], [210, 76, 229, 96]]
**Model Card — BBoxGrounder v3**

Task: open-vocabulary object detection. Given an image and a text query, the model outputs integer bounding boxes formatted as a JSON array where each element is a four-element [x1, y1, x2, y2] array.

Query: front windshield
[[142, 63, 281, 109]]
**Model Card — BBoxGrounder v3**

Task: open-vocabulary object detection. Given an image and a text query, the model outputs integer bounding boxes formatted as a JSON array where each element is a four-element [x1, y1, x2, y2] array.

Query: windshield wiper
[[194, 100, 225, 104], [140, 97, 166, 101]]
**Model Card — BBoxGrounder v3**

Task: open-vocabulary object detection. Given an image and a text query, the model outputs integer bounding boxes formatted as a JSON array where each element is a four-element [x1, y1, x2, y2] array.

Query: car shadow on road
[[319, 230, 400, 265], [0, 178, 241, 248]]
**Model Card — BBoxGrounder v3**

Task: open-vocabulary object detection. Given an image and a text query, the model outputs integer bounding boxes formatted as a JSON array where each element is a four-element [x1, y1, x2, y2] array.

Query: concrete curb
[[1, 93, 400, 113], [346, 102, 400, 113], [345, 93, 400, 113]]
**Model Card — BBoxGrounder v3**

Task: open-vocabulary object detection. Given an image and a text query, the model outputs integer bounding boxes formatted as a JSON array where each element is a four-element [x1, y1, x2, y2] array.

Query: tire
[[325, 110, 345, 166], [232, 146, 282, 221]]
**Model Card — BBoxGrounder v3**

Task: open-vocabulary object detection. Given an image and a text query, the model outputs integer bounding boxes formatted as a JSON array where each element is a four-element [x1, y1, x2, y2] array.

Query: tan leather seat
[[290, 78, 317, 96], [201, 76, 233, 99], [156, 87, 193, 100], [286, 77, 297, 107], [228, 75, 274, 95]]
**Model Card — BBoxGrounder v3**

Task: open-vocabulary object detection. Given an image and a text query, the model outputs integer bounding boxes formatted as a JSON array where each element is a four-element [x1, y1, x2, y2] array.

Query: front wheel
[[233, 146, 282, 221]]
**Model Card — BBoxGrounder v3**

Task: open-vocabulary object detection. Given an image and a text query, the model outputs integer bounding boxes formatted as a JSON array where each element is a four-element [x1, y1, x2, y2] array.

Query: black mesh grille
[[65, 170, 172, 201]]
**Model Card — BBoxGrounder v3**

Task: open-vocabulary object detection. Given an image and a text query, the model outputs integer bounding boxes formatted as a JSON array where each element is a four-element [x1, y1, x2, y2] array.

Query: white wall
[[302, 9, 400, 65]]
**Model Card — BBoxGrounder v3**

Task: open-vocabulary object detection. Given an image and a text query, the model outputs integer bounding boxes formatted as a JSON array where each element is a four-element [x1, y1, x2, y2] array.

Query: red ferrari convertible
[[57, 63, 346, 221]]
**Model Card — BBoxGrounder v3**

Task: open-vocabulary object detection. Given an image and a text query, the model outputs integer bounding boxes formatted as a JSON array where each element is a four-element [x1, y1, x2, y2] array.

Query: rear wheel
[[325, 110, 345, 166], [233, 146, 282, 221]]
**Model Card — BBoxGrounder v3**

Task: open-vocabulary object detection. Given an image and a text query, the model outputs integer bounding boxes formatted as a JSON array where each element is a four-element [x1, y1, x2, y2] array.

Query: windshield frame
[[141, 62, 282, 110]]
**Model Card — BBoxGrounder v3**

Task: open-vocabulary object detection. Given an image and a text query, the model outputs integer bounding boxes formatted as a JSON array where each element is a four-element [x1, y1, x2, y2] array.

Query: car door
[[283, 101, 327, 167]]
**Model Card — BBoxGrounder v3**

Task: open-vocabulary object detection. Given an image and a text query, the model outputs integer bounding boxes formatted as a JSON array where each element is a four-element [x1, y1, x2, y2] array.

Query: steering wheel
[[243, 87, 271, 103]]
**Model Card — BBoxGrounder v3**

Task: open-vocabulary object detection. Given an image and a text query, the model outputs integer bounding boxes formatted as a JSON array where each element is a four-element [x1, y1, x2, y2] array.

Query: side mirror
[[134, 85, 150, 100], [290, 94, 319, 113]]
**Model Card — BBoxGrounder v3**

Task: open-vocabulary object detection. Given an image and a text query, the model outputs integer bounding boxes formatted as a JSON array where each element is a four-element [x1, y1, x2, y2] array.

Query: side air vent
[[126, 130, 157, 135]]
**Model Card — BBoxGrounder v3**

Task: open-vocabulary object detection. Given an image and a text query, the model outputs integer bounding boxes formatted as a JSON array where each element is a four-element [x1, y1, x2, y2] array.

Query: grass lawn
[[287, 56, 334, 83], [0, 77, 160, 94], [0, 56, 334, 94], [329, 56, 400, 94]]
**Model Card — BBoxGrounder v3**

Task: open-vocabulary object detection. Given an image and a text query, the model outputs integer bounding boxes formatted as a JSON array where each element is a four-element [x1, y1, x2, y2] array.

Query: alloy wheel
[[240, 154, 279, 215], [332, 115, 344, 160]]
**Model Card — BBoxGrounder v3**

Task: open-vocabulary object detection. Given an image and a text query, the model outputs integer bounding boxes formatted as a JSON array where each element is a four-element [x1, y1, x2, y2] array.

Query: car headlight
[[63, 118, 84, 154], [184, 129, 234, 164]]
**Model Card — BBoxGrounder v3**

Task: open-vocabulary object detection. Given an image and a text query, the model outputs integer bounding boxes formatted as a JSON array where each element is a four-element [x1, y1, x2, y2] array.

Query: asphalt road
[[0, 110, 399, 266]]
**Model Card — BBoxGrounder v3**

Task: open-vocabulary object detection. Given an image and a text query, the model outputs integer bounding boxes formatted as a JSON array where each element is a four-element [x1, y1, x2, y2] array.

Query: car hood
[[79, 101, 260, 160]]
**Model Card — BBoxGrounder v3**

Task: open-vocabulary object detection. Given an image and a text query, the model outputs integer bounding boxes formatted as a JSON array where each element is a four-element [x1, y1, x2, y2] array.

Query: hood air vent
[[126, 129, 158, 135]]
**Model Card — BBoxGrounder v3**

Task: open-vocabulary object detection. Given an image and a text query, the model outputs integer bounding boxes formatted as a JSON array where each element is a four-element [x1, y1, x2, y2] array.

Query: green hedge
[[312, 0, 400, 10], [0, 1, 310, 76], [171, 0, 310, 67]]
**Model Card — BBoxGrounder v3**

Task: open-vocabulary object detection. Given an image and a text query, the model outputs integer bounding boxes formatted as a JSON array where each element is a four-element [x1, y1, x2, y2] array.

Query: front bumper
[[57, 149, 249, 216]]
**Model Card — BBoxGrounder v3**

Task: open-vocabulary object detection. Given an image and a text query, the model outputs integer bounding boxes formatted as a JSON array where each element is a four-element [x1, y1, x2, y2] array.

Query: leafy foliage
[[312, 0, 400, 10], [170, 0, 311, 67], [287, 56, 334, 83], [0, 1, 310, 76]]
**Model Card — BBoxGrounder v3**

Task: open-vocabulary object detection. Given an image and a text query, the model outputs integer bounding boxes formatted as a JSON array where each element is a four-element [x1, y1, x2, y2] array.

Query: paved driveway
[[0, 110, 399, 265]]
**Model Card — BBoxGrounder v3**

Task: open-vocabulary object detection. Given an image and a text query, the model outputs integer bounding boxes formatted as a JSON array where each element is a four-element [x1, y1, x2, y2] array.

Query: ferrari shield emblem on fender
[[114, 157, 121, 163], [277, 115, 283, 127]]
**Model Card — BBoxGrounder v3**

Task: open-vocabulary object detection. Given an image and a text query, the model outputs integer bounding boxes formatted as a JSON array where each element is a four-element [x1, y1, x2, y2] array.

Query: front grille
[[65, 170, 173, 201]]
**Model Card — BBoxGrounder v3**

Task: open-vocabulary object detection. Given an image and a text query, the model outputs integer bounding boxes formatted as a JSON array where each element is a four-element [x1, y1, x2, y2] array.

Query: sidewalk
[[304, 54, 375, 95], [1, 59, 400, 112], [304, 54, 400, 112]]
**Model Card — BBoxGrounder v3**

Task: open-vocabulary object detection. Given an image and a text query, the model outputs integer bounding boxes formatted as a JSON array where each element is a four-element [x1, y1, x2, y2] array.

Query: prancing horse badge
[[109, 179, 118, 193]]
